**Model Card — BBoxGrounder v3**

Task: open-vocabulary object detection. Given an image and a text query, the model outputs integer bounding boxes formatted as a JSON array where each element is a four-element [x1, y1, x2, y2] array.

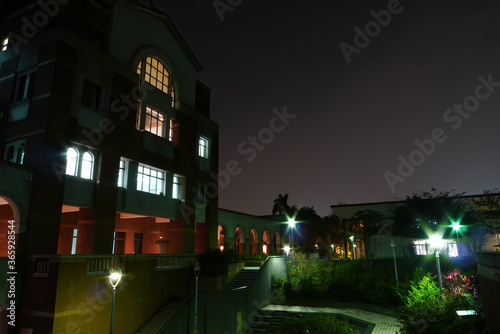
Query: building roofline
[[120, 0, 203, 71], [330, 192, 500, 209]]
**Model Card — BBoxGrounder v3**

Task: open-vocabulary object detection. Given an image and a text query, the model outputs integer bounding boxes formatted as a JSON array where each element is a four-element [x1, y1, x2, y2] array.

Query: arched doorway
[[218, 225, 226, 251], [0, 195, 20, 257], [250, 228, 259, 254], [234, 226, 245, 255], [273, 231, 281, 255], [262, 230, 270, 254]]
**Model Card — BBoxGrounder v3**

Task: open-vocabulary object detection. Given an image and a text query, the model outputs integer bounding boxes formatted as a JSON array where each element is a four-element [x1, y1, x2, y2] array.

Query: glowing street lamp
[[287, 217, 296, 247], [350, 236, 355, 259], [429, 234, 444, 294], [452, 222, 461, 256], [283, 245, 291, 256], [390, 239, 399, 286], [193, 262, 201, 334], [109, 267, 122, 334]]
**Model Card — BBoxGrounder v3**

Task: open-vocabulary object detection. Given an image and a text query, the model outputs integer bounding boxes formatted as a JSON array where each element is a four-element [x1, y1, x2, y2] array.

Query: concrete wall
[[194, 256, 286, 334], [476, 252, 500, 333]]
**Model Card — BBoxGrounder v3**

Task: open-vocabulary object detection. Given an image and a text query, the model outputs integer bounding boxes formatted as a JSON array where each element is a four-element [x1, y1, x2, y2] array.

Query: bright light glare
[[287, 218, 295, 228], [456, 310, 476, 316], [429, 235, 444, 249], [452, 222, 460, 231], [284, 245, 290, 255], [109, 268, 122, 288]]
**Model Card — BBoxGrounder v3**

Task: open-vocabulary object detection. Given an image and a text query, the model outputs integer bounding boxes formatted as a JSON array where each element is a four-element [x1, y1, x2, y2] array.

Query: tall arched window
[[137, 56, 176, 108], [66, 147, 79, 176], [80, 152, 94, 180], [16, 144, 25, 164]]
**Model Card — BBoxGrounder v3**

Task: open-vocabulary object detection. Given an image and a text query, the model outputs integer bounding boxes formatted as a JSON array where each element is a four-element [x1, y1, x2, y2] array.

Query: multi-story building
[[0, 0, 219, 332]]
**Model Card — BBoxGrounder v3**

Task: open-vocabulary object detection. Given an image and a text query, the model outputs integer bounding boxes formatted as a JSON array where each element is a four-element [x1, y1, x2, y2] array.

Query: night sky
[[153, 0, 500, 217]]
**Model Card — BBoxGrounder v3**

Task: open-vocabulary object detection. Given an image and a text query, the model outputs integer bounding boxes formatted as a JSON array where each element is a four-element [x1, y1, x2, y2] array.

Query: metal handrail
[[156, 289, 196, 333]]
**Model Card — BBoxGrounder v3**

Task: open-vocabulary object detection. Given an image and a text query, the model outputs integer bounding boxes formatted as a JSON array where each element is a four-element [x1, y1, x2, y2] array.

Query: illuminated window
[[80, 152, 94, 180], [447, 242, 458, 258], [137, 57, 176, 108], [118, 159, 127, 188], [172, 175, 180, 199], [172, 174, 185, 200], [137, 164, 165, 195], [17, 144, 25, 164], [413, 240, 428, 255], [145, 106, 165, 137], [1, 36, 8, 51], [198, 136, 209, 158], [71, 229, 78, 255], [66, 147, 95, 180], [169, 118, 180, 146], [66, 147, 79, 176]]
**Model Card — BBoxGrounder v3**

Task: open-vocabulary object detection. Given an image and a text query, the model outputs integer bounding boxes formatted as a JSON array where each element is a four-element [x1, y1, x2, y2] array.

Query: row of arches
[[218, 225, 281, 255]]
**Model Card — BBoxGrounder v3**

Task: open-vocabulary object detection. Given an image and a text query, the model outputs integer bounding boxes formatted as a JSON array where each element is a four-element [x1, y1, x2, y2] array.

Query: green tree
[[352, 210, 386, 258]]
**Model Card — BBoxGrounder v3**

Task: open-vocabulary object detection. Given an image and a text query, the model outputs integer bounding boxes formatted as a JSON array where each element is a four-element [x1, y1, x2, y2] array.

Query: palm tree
[[272, 193, 297, 216]]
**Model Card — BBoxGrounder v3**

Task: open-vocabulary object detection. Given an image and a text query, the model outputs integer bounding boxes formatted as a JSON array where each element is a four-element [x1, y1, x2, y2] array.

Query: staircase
[[224, 267, 259, 291], [135, 301, 182, 333], [246, 309, 291, 333]]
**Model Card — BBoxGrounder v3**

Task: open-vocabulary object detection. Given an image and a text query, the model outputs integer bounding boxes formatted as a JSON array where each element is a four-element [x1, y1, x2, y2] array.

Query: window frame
[[81, 79, 101, 110], [65, 147, 96, 180], [118, 158, 127, 188], [1, 36, 8, 51], [137, 56, 176, 108], [80, 152, 94, 180], [13, 70, 37, 102], [137, 164, 165, 195], [65, 147, 79, 177], [144, 106, 166, 138], [198, 136, 209, 159]]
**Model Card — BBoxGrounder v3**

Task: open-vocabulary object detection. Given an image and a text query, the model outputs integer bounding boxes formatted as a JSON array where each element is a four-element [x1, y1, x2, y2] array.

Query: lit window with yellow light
[[137, 56, 176, 108]]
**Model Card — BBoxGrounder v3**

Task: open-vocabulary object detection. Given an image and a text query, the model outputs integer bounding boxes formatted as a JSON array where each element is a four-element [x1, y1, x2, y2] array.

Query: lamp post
[[283, 245, 290, 256], [452, 222, 461, 257], [429, 235, 444, 294], [109, 267, 122, 334], [350, 236, 355, 260], [194, 262, 201, 334], [390, 239, 399, 286], [287, 217, 296, 247]]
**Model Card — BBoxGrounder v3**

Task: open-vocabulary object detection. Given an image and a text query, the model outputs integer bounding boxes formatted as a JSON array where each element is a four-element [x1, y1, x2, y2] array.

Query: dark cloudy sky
[[153, 0, 500, 217]]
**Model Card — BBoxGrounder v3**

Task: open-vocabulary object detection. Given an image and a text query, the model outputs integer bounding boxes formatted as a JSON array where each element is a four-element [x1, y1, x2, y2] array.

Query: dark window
[[6, 146, 14, 162], [134, 233, 143, 254], [13, 71, 37, 102], [81, 80, 100, 110], [113, 232, 125, 254]]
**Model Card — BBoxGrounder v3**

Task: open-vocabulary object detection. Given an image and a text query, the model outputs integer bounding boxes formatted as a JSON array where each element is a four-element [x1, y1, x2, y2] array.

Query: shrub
[[277, 313, 359, 334], [271, 273, 286, 303], [398, 268, 485, 334]]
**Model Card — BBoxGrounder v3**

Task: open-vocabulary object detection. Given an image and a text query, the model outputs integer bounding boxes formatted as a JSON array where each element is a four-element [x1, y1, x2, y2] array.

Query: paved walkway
[[262, 304, 401, 334]]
